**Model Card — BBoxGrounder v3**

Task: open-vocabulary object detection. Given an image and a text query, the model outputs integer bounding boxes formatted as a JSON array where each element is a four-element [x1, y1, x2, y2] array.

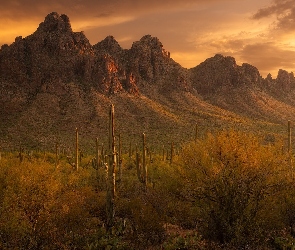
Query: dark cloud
[[252, 0, 293, 18], [252, 0, 295, 31], [0, 0, 211, 20], [95, 12, 114, 18]]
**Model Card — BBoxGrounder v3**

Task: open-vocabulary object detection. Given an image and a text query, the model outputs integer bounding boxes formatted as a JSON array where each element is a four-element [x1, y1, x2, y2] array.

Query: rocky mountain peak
[[138, 35, 162, 48], [36, 12, 72, 33], [93, 35, 123, 58], [209, 54, 237, 68], [190, 54, 265, 95], [127, 35, 172, 82], [131, 35, 169, 56], [276, 69, 295, 90], [190, 54, 239, 95], [240, 63, 262, 85]]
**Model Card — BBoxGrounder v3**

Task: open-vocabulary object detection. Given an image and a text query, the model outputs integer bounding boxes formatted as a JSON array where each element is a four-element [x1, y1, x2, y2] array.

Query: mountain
[[0, 12, 294, 151]]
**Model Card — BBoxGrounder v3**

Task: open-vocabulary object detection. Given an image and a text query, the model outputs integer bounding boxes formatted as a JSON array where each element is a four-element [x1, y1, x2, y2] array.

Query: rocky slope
[[0, 12, 294, 150]]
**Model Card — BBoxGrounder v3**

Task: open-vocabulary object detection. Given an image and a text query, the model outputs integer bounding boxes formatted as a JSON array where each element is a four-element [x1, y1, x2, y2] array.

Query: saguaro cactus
[[106, 104, 116, 231], [288, 120, 293, 168], [288, 120, 292, 155], [136, 144, 141, 181], [195, 123, 198, 143], [92, 138, 100, 170], [55, 142, 59, 168], [129, 142, 132, 159], [142, 133, 147, 190], [170, 141, 174, 165], [101, 144, 104, 168], [118, 133, 122, 182], [135, 134, 148, 191], [19, 143, 23, 163], [75, 128, 79, 171]]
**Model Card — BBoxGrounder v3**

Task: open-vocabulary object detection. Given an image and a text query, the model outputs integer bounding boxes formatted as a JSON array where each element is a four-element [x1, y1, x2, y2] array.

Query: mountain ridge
[[0, 12, 294, 150]]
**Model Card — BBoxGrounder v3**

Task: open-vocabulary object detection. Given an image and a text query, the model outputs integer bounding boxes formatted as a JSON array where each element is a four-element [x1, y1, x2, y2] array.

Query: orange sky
[[1, 0, 295, 78]]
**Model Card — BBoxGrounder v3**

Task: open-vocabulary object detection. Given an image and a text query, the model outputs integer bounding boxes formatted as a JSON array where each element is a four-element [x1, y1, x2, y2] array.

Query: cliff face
[[1, 12, 295, 149]]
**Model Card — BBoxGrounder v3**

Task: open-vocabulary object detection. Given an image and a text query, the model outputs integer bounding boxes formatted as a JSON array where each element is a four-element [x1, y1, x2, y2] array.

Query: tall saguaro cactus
[[288, 120, 292, 168], [96, 138, 100, 168], [92, 138, 100, 170], [170, 141, 174, 165], [55, 142, 59, 168], [142, 133, 147, 190], [19, 143, 23, 163], [118, 133, 122, 182], [106, 104, 116, 231], [135, 133, 148, 191], [195, 123, 198, 143], [75, 128, 79, 171], [288, 120, 292, 155]]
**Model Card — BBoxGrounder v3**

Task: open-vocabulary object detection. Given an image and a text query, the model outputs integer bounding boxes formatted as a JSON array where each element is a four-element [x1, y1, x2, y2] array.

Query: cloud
[[0, 0, 228, 44], [0, 0, 219, 20], [252, 0, 294, 19], [239, 43, 295, 74], [219, 41, 295, 77], [253, 0, 295, 31]]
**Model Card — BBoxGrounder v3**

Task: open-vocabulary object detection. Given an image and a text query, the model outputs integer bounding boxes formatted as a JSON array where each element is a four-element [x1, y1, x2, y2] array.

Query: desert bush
[[117, 196, 166, 247], [0, 157, 105, 249], [3, 129, 295, 249], [178, 130, 289, 247]]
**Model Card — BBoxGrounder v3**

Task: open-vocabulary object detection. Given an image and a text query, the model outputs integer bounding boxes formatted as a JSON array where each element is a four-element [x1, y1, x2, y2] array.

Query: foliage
[[2, 129, 295, 249], [178, 130, 290, 247]]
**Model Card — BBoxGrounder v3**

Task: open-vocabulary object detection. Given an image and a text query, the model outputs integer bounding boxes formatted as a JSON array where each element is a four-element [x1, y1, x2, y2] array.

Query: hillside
[[0, 12, 294, 151]]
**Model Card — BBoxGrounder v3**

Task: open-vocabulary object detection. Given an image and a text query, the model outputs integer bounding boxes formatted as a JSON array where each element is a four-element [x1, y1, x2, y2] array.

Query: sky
[[1, 0, 295, 77]]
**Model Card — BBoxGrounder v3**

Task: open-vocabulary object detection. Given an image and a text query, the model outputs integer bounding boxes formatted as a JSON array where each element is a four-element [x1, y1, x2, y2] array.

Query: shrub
[[178, 130, 288, 247]]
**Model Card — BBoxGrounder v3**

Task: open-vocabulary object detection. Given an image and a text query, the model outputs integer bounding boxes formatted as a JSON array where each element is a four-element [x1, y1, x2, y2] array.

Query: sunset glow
[[1, 0, 294, 77]]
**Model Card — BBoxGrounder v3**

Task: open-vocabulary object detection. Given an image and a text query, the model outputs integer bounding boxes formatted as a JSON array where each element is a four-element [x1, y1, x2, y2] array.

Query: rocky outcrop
[[0, 12, 93, 90], [93, 35, 124, 59], [190, 54, 263, 96], [275, 69, 295, 91], [128, 35, 170, 81], [0, 12, 191, 97], [0, 12, 140, 98], [239, 63, 262, 86]]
